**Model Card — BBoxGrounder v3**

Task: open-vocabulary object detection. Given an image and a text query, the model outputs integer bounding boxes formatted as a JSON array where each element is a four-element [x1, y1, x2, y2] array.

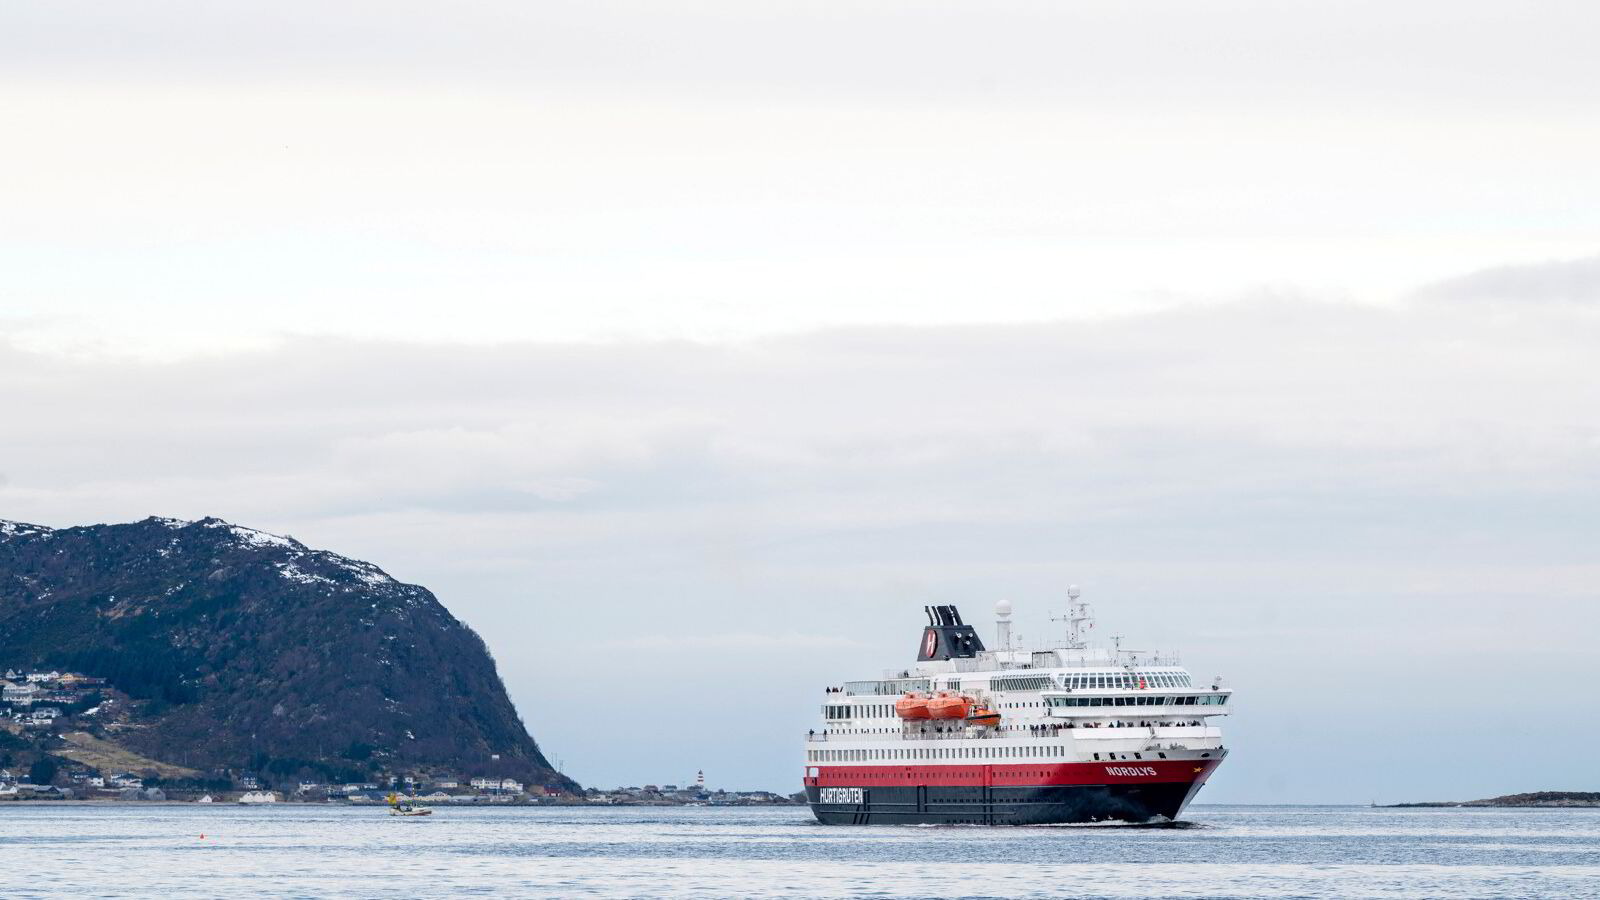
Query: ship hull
[[804, 758, 1221, 826]]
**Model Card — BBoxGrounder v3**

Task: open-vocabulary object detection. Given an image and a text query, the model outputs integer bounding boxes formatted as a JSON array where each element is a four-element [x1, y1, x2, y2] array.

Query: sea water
[[1, 804, 1596, 898]]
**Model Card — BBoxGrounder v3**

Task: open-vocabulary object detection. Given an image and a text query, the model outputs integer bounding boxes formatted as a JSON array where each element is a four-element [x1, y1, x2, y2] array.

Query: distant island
[[1386, 792, 1600, 808], [0, 516, 577, 801]]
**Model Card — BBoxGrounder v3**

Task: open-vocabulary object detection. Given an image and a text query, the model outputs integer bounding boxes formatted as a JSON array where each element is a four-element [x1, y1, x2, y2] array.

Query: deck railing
[[804, 722, 1221, 743]]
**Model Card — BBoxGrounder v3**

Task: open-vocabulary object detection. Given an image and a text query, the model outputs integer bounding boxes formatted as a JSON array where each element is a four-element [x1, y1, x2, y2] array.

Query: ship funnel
[[915, 604, 986, 661]]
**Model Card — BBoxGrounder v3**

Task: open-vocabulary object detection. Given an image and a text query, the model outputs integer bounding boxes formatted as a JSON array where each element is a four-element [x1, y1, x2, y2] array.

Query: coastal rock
[[1388, 791, 1600, 808], [0, 516, 574, 792]]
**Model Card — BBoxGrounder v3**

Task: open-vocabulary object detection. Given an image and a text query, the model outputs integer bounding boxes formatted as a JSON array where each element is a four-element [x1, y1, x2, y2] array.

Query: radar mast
[[1051, 584, 1094, 649]]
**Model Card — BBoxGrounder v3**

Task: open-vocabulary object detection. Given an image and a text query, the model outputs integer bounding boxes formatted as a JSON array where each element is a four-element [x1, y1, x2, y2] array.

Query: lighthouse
[[696, 770, 705, 792]]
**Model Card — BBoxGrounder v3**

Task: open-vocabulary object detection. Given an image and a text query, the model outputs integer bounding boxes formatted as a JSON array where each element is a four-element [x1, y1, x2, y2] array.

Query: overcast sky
[[4, 1, 1599, 801]]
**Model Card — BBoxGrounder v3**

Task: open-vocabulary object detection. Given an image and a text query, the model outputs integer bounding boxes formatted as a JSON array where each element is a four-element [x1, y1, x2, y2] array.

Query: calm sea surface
[[1, 803, 1597, 898]]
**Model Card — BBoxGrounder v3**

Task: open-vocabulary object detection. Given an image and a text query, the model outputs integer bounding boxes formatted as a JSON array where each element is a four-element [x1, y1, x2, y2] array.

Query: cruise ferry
[[802, 589, 1231, 825]]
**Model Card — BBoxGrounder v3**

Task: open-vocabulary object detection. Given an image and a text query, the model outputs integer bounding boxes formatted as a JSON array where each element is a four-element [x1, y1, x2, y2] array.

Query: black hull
[[806, 780, 1206, 826]]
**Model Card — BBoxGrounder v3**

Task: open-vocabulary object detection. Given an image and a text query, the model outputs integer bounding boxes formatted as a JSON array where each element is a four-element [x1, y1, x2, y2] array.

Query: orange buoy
[[927, 692, 973, 720], [894, 692, 931, 719]]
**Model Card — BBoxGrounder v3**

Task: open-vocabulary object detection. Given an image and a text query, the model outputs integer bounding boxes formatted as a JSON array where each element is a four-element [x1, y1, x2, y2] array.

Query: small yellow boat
[[386, 792, 433, 817]]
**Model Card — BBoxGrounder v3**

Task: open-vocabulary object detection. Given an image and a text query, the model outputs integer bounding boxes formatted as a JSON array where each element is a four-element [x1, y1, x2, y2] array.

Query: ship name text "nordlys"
[[1105, 766, 1159, 777]]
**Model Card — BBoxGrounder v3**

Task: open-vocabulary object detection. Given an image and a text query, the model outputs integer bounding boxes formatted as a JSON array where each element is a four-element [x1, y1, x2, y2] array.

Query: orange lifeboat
[[927, 692, 973, 720], [967, 708, 1001, 728], [894, 692, 931, 720]]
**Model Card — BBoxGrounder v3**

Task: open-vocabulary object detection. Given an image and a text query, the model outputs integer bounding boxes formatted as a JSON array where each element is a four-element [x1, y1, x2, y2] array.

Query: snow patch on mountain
[[276, 561, 337, 586], [0, 520, 53, 539], [197, 518, 300, 550], [329, 557, 395, 586]]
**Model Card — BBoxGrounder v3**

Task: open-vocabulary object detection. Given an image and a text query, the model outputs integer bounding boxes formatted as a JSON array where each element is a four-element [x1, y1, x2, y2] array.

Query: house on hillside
[[25, 671, 61, 684], [2, 683, 39, 705]]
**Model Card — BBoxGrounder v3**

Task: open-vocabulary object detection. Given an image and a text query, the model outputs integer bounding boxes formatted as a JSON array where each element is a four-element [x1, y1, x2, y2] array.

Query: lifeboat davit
[[967, 708, 1001, 728], [927, 692, 972, 720], [894, 692, 931, 720]]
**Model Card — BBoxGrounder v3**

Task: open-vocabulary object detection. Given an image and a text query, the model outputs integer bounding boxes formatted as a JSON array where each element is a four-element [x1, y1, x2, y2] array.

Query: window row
[[1063, 671, 1192, 690], [840, 678, 931, 696], [823, 703, 894, 720], [990, 675, 1055, 692], [809, 744, 1069, 763], [1049, 694, 1228, 708]]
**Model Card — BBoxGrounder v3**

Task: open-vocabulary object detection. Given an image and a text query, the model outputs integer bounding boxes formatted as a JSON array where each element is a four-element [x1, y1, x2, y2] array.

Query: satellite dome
[[994, 599, 1013, 618]]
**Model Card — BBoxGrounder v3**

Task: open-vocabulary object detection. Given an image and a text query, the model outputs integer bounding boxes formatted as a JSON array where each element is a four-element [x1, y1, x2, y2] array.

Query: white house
[[25, 671, 61, 684], [2, 683, 39, 704]]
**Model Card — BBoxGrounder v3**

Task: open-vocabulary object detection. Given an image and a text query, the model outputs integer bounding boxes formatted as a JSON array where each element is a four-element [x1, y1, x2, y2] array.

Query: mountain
[[0, 516, 575, 792]]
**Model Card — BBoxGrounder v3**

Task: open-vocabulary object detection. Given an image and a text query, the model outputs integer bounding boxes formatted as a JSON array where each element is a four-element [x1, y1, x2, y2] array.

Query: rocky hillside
[[0, 516, 574, 792], [1389, 791, 1600, 808]]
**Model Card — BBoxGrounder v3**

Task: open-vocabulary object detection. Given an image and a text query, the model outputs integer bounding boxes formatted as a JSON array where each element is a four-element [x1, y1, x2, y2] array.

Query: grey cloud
[[4, 294, 1600, 799], [1412, 253, 1600, 306], [5, 1, 1600, 109]]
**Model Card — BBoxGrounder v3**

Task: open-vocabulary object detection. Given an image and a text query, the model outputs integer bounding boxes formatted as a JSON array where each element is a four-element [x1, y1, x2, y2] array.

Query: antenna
[[1050, 585, 1094, 649]]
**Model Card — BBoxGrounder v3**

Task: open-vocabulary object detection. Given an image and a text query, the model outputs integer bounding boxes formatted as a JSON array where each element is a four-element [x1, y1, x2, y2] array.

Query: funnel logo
[[922, 629, 938, 657]]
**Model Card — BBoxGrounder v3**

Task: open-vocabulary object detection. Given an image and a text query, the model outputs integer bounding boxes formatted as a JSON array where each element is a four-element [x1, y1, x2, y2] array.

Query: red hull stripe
[[804, 759, 1220, 788]]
